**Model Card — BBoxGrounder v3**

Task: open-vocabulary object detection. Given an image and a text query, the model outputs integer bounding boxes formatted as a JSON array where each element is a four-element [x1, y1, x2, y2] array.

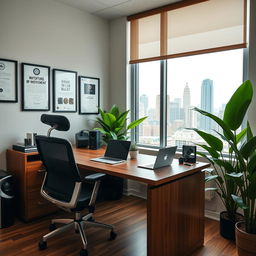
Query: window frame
[[131, 48, 248, 150]]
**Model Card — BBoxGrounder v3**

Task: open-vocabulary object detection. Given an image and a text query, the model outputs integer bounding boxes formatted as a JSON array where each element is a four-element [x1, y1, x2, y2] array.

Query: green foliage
[[223, 80, 253, 131], [130, 143, 138, 151], [191, 80, 256, 233], [95, 105, 147, 143]]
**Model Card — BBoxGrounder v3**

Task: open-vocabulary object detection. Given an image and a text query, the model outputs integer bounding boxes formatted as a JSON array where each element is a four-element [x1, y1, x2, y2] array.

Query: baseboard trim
[[204, 210, 220, 221], [124, 188, 147, 200]]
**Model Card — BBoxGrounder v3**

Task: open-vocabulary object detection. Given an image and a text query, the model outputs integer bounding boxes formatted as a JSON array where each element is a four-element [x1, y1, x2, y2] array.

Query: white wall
[[247, 0, 256, 129], [109, 17, 127, 111], [0, 0, 110, 169]]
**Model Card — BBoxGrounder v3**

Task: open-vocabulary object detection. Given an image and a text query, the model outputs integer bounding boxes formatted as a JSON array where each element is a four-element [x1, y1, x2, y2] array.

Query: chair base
[[39, 211, 116, 253]]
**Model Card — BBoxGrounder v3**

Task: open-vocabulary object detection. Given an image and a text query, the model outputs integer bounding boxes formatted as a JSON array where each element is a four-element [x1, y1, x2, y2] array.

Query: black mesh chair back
[[36, 135, 81, 204]]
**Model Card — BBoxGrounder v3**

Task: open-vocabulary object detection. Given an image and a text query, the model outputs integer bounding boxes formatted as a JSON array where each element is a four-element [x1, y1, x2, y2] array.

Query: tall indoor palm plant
[[189, 80, 253, 240]]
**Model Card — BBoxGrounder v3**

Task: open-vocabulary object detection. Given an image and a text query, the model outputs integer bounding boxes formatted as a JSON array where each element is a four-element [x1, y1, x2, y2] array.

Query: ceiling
[[53, 0, 181, 20]]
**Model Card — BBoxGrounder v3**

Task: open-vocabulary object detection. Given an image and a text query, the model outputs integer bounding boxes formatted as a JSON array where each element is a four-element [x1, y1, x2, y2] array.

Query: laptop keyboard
[[99, 156, 122, 161]]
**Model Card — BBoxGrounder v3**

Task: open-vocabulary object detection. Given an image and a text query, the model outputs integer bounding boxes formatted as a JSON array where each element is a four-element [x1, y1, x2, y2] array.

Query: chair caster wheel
[[38, 240, 47, 250], [49, 223, 57, 231], [109, 230, 117, 240], [80, 249, 88, 256]]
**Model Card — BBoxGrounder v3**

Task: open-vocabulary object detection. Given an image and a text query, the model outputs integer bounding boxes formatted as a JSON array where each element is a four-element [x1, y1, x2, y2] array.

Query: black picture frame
[[79, 76, 100, 115], [53, 69, 77, 113], [0, 58, 18, 103], [21, 63, 50, 111]]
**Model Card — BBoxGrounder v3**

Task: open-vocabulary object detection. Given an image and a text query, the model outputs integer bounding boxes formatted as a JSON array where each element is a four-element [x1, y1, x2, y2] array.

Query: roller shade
[[128, 0, 247, 64]]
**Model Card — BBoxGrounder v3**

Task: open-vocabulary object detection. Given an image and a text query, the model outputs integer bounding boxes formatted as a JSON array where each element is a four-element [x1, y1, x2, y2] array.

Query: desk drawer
[[26, 190, 57, 220], [27, 166, 45, 192]]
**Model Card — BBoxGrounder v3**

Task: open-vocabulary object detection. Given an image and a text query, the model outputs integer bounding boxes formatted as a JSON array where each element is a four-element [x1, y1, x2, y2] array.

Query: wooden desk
[[73, 148, 210, 256]]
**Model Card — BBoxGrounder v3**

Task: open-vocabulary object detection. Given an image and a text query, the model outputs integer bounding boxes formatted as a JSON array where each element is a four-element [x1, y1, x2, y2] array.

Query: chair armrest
[[84, 173, 106, 182]]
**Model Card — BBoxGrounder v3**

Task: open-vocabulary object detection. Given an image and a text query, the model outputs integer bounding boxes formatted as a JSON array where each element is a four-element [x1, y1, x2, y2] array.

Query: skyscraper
[[183, 83, 191, 128], [200, 79, 213, 131], [170, 101, 180, 122], [139, 94, 149, 116]]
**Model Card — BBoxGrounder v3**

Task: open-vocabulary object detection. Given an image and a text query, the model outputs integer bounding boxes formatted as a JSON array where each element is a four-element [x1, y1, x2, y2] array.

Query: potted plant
[[95, 104, 147, 201], [95, 104, 147, 143], [219, 81, 256, 255], [189, 80, 254, 240], [233, 122, 256, 255], [129, 143, 138, 159]]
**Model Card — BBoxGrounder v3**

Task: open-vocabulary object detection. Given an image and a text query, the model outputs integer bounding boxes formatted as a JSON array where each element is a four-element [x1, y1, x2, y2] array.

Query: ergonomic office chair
[[36, 114, 116, 256]]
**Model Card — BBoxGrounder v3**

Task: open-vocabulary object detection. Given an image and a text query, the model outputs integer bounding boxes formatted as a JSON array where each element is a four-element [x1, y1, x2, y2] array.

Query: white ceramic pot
[[129, 150, 138, 159]]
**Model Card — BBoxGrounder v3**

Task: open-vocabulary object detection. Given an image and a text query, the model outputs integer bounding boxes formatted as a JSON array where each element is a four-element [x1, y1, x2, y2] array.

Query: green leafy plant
[[130, 143, 138, 151], [95, 105, 147, 143], [189, 80, 254, 226]]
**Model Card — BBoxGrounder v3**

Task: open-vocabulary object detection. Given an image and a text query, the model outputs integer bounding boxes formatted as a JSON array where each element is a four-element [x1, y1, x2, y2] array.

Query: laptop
[[91, 140, 131, 165], [138, 146, 177, 170]]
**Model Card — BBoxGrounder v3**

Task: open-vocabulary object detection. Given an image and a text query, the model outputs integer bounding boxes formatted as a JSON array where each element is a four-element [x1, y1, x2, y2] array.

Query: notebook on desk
[[90, 140, 131, 165], [138, 146, 177, 170]]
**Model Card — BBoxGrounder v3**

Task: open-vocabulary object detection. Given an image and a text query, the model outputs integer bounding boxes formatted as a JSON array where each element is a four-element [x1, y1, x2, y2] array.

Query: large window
[[133, 49, 244, 150], [129, 0, 247, 150]]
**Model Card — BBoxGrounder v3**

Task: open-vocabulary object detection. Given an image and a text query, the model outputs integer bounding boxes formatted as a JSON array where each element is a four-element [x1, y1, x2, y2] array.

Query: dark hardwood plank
[[0, 196, 237, 256]]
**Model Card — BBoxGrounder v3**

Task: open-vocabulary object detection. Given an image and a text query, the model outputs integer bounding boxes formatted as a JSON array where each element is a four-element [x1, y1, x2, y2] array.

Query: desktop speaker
[[0, 170, 14, 228], [89, 131, 101, 150], [75, 130, 89, 148], [182, 145, 197, 163]]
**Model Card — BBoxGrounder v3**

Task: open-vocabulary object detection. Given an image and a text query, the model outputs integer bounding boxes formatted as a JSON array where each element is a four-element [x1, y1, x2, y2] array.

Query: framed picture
[[21, 63, 50, 111], [0, 58, 18, 102], [79, 76, 100, 114], [53, 69, 77, 112]]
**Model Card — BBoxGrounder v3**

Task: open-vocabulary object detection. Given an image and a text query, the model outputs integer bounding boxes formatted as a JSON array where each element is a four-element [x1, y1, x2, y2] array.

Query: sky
[[139, 49, 244, 111]]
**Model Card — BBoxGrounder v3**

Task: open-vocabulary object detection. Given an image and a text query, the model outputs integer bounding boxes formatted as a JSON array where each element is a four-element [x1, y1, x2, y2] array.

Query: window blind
[[128, 0, 247, 64]]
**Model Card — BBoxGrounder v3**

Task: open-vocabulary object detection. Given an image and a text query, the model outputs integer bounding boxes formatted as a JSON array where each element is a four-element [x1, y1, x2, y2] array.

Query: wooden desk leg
[[147, 171, 205, 256]]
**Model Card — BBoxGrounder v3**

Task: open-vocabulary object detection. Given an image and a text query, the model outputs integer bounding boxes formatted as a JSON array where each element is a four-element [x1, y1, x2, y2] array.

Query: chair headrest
[[41, 114, 70, 131]]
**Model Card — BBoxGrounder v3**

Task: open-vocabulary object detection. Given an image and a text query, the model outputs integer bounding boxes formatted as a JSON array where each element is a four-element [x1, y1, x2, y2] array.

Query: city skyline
[[139, 49, 243, 111], [140, 79, 221, 128], [137, 49, 243, 147]]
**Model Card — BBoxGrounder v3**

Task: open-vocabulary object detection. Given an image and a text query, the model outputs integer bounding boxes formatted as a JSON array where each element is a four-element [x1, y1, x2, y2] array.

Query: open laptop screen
[[105, 140, 131, 160]]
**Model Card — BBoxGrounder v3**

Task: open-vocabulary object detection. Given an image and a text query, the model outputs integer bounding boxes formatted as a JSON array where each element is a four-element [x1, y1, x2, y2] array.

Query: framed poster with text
[[0, 58, 18, 103], [22, 63, 50, 111], [53, 69, 77, 112], [79, 76, 99, 115]]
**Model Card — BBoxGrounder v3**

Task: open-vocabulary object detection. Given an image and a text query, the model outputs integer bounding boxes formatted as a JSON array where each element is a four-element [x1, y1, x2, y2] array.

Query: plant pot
[[236, 222, 256, 256], [220, 211, 243, 241], [129, 150, 138, 159]]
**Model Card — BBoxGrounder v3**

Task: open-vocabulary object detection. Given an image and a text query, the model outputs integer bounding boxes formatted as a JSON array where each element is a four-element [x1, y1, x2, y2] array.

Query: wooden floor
[[0, 196, 237, 256]]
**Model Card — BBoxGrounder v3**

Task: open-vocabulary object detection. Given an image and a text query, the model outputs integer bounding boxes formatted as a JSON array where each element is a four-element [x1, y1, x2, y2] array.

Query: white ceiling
[[53, 0, 181, 20]]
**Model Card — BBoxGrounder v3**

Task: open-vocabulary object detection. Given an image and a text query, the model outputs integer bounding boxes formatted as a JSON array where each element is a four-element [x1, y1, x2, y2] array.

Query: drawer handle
[[37, 169, 46, 173]]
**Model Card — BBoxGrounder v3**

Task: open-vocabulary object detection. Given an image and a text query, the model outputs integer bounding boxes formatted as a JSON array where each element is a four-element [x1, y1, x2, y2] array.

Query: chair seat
[[71, 183, 94, 212]]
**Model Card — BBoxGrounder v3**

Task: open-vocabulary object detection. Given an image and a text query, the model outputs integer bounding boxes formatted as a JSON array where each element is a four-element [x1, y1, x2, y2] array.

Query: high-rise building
[[200, 79, 213, 131], [169, 98, 182, 122], [183, 83, 191, 128], [170, 101, 180, 122], [139, 94, 149, 116]]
